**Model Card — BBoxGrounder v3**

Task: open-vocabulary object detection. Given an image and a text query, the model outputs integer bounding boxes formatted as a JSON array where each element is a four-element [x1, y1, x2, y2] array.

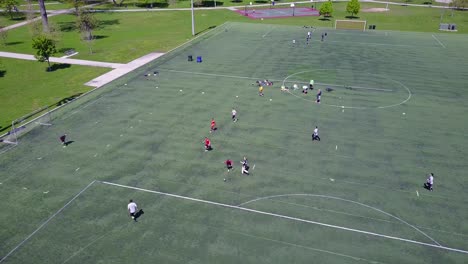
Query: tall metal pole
[[191, 0, 195, 36]]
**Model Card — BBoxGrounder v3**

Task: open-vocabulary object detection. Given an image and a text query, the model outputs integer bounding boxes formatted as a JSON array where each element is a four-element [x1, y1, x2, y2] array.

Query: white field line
[[159, 69, 390, 92], [316, 39, 418, 48], [0, 181, 97, 263], [432, 34, 446, 48], [220, 227, 385, 263], [262, 26, 274, 38], [99, 181, 468, 254], [238, 194, 440, 246]]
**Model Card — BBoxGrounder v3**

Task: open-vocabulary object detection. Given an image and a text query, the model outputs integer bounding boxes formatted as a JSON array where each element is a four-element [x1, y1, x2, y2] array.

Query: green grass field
[[0, 58, 110, 130], [1, 3, 467, 62], [1, 22, 468, 263]]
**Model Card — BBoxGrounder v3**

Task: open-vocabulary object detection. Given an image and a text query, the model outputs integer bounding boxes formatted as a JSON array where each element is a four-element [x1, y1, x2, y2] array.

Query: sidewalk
[[0, 51, 165, 88], [0, 51, 124, 68], [85, 52, 165, 87]]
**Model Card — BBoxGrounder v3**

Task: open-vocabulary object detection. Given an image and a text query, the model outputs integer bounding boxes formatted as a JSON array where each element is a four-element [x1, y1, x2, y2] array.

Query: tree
[[319, 0, 333, 17], [111, 0, 125, 6], [32, 35, 57, 71], [450, 0, 467, 9], [38, 0, 50, 32], [0, 0, 19, 19], [76, 9, 98, 53], [0, 26, 7, 46], [70, 0, 85, 13], [76, 9, 98, 40], [346, 0, 360, 17]]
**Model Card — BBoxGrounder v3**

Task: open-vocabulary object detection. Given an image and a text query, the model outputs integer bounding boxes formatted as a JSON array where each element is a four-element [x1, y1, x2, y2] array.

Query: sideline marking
[[218, 227, 382, 263], [262, 26, 274, 38], [98, 181, 468, 254], [432, 34, 446, 48], [0, 181, 96, 263]]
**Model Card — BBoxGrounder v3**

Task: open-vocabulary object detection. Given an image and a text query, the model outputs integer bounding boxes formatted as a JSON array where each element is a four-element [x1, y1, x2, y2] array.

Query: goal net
[[0, 106, 52, 147], [335, 20, 367, 31]]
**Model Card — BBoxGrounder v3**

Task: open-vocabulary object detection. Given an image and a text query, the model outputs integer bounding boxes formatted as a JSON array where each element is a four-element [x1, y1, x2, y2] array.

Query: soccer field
[[1, 22, 468, 263]]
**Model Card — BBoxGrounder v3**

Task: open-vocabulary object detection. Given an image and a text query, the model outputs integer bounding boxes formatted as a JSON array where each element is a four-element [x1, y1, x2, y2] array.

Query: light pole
[[191, 0, 195, 36], [245, 2, 252, 16], [291, 3, 295, 16]]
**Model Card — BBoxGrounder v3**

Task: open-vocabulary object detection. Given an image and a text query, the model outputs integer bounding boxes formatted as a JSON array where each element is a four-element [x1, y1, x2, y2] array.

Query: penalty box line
[[0, 180, 97, 263], [100, 181, 468, 255]]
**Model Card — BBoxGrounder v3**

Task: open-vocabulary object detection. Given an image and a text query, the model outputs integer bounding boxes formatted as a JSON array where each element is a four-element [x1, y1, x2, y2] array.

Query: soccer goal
[[0, 106, 52, 147], [335, 20, 367, 31]]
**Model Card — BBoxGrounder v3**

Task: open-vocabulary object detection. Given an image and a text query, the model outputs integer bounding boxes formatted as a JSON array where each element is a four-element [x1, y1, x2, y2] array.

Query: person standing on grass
[[259, 86, 264, 96], [225, 159, 233, 171], [210, 118, 217, 133], [232, 109, 237, 122], [127, 199, 138, 222], [59, 134, 67, 146], [424, 173, 434, 191], [204, 137, 212, 151], [312, 126, 320, 141], [240, 157, 250, 175], [316, 89, 322, 103]]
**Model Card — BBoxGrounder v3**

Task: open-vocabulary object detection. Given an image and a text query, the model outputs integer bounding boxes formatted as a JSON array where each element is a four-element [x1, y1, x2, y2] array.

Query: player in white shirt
[[127, 199, 138, 221], [232, 109, 237, 122], [424, 173, 434, 191], [312, 126, 320, 141]]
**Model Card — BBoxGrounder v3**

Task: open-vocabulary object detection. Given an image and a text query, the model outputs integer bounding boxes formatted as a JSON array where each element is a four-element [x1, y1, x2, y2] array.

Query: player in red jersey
[[210, 118, 217, 133], [204, 137, 212, 151]]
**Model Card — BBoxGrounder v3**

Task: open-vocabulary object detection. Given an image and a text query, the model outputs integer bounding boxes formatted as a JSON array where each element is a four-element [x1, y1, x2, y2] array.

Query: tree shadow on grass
[[10, 16, 27, 21], [0, 70, 6, 77], [58, 47, 75, 53], [5, 41, 23, 46], [93, 35, 108, 40], [345, 15, 360, 19], [49, 63, 71, 72], [136, 2, 169, 8], [194, 0, 224, 6], [195, 25, 216, 36], [231, 0, 242, 2], [58, 21, 77, 32], [254, 0, 268, 3], [97, 19, 120, 29], [56, 93, 83, 106], [319, 17, 331, 21]]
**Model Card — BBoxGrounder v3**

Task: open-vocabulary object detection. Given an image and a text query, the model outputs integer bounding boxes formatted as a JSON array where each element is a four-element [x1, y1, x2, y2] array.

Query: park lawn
[[92, 0, 297, 9], [1, 3, 467, 63], [92, 0, 448, 9], [24, 3, 73, 11], [0, 10, 251, 63], [0, 13, 31, 27], [0, 57, 109, 130]]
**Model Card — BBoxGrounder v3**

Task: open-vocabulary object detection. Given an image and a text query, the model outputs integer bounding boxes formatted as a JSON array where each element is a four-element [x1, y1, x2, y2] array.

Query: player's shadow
[[134, 209, 144, 220], [64, 140, 74, 146]]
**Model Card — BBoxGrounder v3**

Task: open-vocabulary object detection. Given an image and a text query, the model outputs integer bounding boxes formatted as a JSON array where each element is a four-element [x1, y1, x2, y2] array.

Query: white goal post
[[0, 106, 52, 147], [335, 20, 367, 31]]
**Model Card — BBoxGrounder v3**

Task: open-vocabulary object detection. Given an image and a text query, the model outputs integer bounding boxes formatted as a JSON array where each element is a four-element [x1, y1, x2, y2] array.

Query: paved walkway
[[0, 51, 124, 68], [85, 52, 165, 87], [0, 51, 165, 87]]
